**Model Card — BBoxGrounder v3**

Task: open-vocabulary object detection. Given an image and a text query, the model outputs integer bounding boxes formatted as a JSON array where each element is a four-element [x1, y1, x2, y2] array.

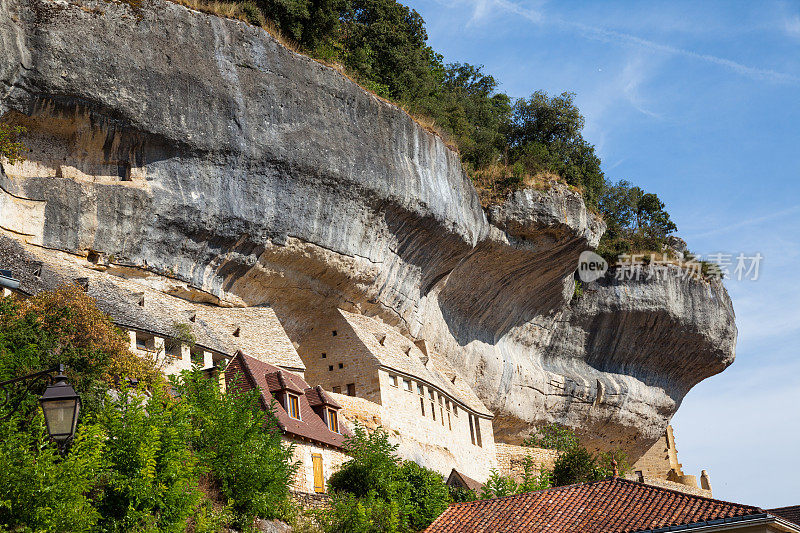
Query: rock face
[[0, 0, 736, 457]]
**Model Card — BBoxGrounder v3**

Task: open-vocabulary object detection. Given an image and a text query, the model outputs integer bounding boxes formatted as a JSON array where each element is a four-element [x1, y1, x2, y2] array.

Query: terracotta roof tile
[[226, 351, 347, 449], [425, 478, 765, 533], [770, 505, 800, 526]]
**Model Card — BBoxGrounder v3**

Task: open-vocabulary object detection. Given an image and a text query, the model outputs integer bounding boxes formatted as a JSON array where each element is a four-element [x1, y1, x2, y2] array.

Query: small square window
[[390, 375, 398, 387], [338, 363, 344, 369], [403, 379, 412, 391], [332, 330, 337, 336], [328, 365, 334, 371], [322, 353, 327, 359]]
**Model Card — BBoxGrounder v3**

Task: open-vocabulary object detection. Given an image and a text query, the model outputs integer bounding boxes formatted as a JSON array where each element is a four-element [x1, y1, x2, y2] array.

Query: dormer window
[[287, 394, 301, 420], [327, 408, 339, 433]]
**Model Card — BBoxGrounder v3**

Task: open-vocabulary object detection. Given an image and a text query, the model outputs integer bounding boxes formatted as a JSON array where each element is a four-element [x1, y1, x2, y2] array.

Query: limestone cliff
[[0, 0, 736, 458]]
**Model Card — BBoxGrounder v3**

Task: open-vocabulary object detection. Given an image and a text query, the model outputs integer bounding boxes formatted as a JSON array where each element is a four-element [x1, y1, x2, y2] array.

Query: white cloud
[[784, 14, 800, 38], [461, 0, 800, 85]]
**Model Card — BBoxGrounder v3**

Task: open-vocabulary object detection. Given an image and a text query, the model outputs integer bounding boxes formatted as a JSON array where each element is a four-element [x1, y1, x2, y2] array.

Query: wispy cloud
[[784, 14, 800, 38], [466, 0, 800, 85], [684, 204, 800, 239]]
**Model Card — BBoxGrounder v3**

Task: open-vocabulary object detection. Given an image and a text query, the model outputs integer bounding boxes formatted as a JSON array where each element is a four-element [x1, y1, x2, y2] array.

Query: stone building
[[0, 238, 305, 377], [296, 308, 497, 482], [630, 424, 712, 497], [225, 350, 348, 494]]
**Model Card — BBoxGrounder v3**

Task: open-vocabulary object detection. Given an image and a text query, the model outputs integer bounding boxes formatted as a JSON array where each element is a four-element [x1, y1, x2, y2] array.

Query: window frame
[[287, 393, 301, 420]]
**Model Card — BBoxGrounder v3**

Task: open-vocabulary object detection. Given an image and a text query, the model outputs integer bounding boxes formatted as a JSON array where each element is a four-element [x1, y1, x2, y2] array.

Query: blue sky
[[401, 0, 800, 507]]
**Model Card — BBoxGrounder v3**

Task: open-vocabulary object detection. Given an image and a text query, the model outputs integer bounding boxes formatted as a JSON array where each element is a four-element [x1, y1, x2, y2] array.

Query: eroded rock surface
[[0, 0, 736, 458]]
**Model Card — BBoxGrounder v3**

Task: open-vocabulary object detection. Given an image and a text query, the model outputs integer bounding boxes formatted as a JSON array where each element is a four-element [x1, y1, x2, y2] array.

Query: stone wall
[[495, 443, 559, 483], [330, 385, 497, 483], [286, 437, 349, 494], [631, 425, 712, 495], [296, 313, 382, 404]]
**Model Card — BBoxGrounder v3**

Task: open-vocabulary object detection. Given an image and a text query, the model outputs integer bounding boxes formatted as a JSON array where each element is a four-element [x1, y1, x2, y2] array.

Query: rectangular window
[[453, 405, 458, 417], [287, 394, 300, 420], [165, 340, 182, 359], [438, 394, 443, 406], [428, 390, 435, 401], [403, 379, 412, 392], [312, 453, 324, 493], [448, 412, 452, 430], [135, 333, 149, 350], [441, 407, 445, 425], [468, 414, 476, 445], [417, 384, 424, 396], [420, 397, 425, 416], [327, 408, 339, 433], [347, 383, 356, 396], [390, 375, 398, 387], [431, 403, 436, 421], [472, 415, 483, 447]]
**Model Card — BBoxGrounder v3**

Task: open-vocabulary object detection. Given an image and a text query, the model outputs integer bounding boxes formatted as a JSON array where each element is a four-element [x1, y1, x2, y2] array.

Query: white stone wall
[[331, 372, 497, 483]]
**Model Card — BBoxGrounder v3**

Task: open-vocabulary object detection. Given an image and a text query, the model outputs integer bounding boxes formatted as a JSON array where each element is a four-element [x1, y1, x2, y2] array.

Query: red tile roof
[[226, 351, 347, 449], [426, 477, 766, 533], [770, 505, 800, 526], [447, 469, 484, 493]]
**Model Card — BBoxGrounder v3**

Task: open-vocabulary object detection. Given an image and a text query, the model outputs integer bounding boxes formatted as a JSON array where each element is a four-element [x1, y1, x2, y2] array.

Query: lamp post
[[0, 364, 81, 454]]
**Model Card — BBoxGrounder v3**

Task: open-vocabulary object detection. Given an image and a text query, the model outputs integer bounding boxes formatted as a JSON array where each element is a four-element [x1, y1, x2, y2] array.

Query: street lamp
[[39, 367, 81, 450], [0, 364, 81, 453]]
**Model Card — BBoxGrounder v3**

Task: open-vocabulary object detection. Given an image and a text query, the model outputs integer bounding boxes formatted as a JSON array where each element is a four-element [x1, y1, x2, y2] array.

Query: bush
[[323, 425, 449, 532], [524, 423, 579, 452], [178, 369, 297, 526], [95, 386, 202, 533], [0, 123, 26, 164], [0, 288, 299, 532]]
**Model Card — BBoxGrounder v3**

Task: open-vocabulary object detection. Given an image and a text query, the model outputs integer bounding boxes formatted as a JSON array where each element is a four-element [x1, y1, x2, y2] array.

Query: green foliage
[[172, 321, 197, 347], [0, 123, 26, 164], [0, 413, 104, 532], [597, 179, 677, 262], [322, 425, 449, 532], [480, 457, 551, 499], [0, 289, 298, 532], [524, 423, 579, 452], [447, 485, 476, 503], [506, 91, 605, 206], [551, 446, 602, 487], [95, 386, 202, 532], [480, 470, 519, 499], [178, 369, 297, 526], [396, 461, 450, 531]]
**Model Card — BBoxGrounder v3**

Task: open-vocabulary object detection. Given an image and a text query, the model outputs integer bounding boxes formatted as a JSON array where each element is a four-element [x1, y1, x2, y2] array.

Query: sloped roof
[[426, 477, 767, 533], [226, 351, 347, 449], [337, 310, 491, 417], [446, 469, 483, 493], [770, 506, 800, 526], [0, 237, 303, 370]]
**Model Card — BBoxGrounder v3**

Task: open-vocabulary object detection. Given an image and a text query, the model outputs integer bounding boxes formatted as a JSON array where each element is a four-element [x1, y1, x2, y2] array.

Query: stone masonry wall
[[296, 314, 382, 404], [495, 443, 560, 483], [287, 437, 348, 494]]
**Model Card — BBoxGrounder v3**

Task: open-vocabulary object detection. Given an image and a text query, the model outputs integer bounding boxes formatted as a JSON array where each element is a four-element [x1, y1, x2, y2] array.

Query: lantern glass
[[41, 398, 79, 441]]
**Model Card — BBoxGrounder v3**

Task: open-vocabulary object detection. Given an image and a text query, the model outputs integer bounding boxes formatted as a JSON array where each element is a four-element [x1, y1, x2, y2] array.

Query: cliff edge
[[0, 0, 736, 457]]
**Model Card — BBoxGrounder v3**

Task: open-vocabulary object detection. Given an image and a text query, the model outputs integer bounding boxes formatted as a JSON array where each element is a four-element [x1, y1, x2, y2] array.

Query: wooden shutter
[[312, 453, 324, 493]]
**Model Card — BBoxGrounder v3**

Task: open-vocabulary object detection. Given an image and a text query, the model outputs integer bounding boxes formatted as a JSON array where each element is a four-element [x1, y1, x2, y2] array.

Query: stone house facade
[[225, 351, 349, 494], [296, 309, 497, 482]]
